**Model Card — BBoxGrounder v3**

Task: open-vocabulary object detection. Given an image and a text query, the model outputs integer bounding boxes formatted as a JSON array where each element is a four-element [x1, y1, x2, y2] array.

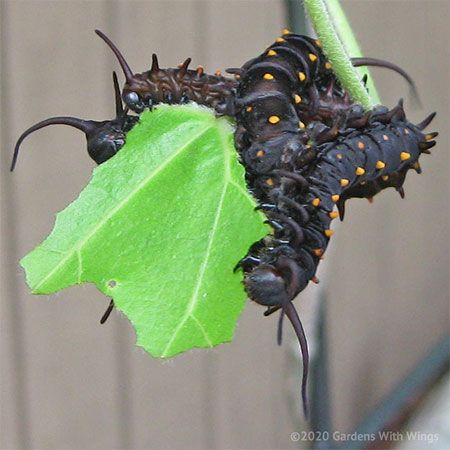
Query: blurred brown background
[[1, 1, 448, 449]]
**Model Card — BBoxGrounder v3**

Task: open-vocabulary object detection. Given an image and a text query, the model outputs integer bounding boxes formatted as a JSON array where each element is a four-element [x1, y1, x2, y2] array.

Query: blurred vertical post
[[284, 0, 308, 34]]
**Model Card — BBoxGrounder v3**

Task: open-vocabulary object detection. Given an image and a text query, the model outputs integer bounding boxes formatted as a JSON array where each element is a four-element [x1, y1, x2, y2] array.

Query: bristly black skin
[[94, 30, 238, 115], [231, 31, 420, 128], [11, 72, 138, 170], [232, 29, 437, 417]]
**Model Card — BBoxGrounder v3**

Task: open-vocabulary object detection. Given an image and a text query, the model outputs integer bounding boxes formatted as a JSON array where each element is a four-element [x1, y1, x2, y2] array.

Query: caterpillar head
[[122, 80, 152, 113], [245, 265, 289, 307]]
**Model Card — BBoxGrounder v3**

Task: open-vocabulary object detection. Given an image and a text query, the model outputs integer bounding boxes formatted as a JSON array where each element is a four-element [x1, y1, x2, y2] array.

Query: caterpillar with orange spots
[[228, 30, 418, 129], [232, 30, 437, 417]]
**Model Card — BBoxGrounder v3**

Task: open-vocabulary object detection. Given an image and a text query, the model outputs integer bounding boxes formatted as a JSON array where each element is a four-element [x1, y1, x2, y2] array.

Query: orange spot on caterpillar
[[268, 115, 280, 124], [324, 229, 334, 237], [331, 194, 340, 203], [400, 151, 411, 161], [355, 167, 365, 176], [340, 179, 349, 187], [329, 211, 339, 219], [263, 73, 274, 80], [376, 160, 386, 169], [311, 198, 321, 207]]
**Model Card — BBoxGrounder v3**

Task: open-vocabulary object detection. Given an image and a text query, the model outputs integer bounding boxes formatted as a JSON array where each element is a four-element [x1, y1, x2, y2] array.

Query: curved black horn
[[416, 112, 436, 130], [95, 29, 134, 84], [285, 301, 309, 419], [351, 57, 420, 103], [11, 117, 96, 171]]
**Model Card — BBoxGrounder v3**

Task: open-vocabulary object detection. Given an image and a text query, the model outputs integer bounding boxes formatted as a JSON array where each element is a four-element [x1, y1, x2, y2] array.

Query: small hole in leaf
[[108, 280, 117, 288]]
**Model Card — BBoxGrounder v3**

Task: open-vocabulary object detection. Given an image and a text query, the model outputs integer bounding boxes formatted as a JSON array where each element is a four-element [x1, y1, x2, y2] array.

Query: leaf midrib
[[160, 123, 238, 357]]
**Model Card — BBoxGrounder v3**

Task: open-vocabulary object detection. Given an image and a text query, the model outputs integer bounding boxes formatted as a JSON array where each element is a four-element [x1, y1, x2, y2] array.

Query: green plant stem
[[303, 0, 375, 110], [325, 0, 381, 105]]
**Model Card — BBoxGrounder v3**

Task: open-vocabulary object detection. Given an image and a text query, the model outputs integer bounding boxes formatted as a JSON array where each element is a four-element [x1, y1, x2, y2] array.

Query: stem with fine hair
[[303, 0, 376, 110], [324, 0, 381, 105]]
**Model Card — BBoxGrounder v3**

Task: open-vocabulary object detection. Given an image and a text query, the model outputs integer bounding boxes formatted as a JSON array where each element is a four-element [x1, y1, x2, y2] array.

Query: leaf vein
[[161, 183, 227, 356], [160, 127, 231, 357], [190, 313, 213, 347]]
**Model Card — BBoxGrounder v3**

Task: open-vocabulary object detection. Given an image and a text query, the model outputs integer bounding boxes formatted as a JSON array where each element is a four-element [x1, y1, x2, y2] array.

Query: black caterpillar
[[231, 30, 436, 415], [12, 29, 437, 417], [235, 102, 436, 415]]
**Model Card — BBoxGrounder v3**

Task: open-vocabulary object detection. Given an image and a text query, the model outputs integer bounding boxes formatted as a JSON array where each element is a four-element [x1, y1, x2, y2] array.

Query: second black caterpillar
[[232, 31, 437, 416]]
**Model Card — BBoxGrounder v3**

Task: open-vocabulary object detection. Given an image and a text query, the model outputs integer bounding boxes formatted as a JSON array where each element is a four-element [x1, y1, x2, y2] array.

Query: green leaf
[[21, 105, 268, 358]]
